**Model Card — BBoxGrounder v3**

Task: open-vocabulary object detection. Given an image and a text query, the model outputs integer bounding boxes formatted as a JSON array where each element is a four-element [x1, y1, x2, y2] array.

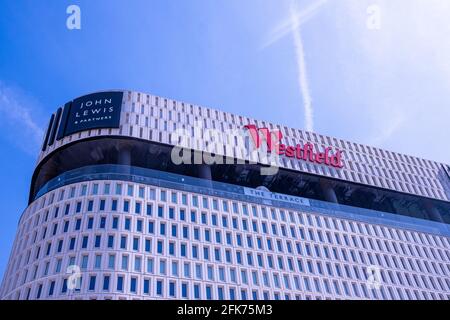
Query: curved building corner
[[1, 90, 449, 300]]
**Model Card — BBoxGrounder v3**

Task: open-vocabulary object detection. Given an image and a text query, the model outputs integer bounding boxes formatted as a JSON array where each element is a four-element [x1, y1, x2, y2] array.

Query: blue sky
[[0, 0, 449, 279]]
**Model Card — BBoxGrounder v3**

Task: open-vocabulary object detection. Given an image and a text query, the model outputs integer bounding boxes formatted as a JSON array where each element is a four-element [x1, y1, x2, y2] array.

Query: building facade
[[0, 90, 449, 300]]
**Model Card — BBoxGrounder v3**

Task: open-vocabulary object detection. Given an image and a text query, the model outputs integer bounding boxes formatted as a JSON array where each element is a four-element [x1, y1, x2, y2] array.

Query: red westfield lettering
[[244, 124, 344, 168]]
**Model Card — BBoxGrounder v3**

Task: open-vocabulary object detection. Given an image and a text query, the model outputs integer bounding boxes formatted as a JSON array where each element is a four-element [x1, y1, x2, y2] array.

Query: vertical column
[[320, 179, 338, 204], [198, 164, 213, 188], [118, 146, 132, 175], [198, 164, 212, 180], [425, 201, 444, 223]]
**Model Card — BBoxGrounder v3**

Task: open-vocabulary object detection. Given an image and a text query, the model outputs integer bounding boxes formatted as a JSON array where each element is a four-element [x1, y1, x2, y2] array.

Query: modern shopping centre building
[[0, 90, 449, 300]]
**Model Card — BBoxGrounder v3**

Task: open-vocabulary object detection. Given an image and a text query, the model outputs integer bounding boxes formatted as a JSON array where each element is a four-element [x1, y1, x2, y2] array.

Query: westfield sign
[[244, 124, 344, 168]]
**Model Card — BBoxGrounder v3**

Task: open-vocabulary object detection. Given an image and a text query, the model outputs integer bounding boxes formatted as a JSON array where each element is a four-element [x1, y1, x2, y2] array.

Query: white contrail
[[0, 82, 44, 154], [263, 0, 328, 132], [262, 0, 328, 49], [289, 0, 316, 132], [369, 110, 405, 146]]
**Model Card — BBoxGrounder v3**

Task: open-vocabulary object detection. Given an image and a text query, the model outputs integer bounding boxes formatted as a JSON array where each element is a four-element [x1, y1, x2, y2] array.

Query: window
[[87, 217, 93, 229], [95, 255, 102, 269], [103, 276, 110, 291], [156, 280, 163, 296], [181, 283, 188, 298], [89, 276, 96, 291], [99, 200, 106, 211], [104, 183, 110, 195], [145, 239, 151, 252], [117, 276, 124, 291], [48, 281, 55, 296], [169, 282, 176, 297], [60, 279, 68, 294], [135, 202, 141, 214], [146, 204, 153, 216], [108, 255, 115, 269], [120, 236, 127, 249], [143, 279, 150, 294], [94, 235, 101, 248], [112, 217, 118, 229], [135, 257, 142, 272], [148, 221, 154, 234], [130, 277, 137, 293], [107, 235, 114, 248], [127, 185, 134, 196], [157, 241, 164, 254], [194, 284, 200, 299], [133, 237, 139, 251], [121, 256, 129, 270], [75, 219, 81, 231], [112, 200, 118, 211], [69, 237, 76, 250]]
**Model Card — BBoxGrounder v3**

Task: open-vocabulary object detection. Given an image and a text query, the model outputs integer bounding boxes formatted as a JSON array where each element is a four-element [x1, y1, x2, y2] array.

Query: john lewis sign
[[59, 91, 123, 138]]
